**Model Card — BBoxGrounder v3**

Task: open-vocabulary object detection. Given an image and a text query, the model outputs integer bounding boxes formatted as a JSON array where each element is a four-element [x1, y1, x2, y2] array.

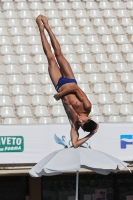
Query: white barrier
[[0, 123, 132, 164]]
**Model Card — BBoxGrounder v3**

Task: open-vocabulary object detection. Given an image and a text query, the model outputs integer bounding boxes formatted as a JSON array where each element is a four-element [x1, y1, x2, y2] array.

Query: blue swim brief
[[55, 77, 77, 92]]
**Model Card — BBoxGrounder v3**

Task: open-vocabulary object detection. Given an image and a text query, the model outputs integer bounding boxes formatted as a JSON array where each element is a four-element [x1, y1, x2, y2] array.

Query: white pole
[[75, 171, 79, 200]]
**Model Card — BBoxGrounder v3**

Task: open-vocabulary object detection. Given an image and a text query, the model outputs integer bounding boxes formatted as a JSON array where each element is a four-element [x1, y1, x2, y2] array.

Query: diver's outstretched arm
[[69, 120, 99, 148], [70, 126, 98, 148]]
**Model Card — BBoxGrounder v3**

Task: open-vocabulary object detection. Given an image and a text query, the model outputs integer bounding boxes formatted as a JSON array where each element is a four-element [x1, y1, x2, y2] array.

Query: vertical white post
[[75, 171, 79, 200]]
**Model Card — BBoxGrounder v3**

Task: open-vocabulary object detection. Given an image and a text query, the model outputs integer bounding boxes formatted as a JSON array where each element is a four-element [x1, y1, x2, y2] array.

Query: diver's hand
[[54, 93, 61, 101]]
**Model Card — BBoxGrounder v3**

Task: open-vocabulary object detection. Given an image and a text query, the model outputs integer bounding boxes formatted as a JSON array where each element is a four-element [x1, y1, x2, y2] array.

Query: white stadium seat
[[84, 63, 98, 73], [103, 10, 116, 18], [79, 18, 91, 27], [0, 96, 12, 106], [21, 118, 35, 124], [72, 35, 85, 45], [7, 19, 20, 27], [19, 55, 32, 64], [10, 27, 23, 36], [0, 75, 6, 84], [34, 54, 48, 64], [17, 2, 28, 10], [35, 106, 50, 117], [13, 36, 26, 45], [87, 35, 100, 45], [1, 107, 15, 118], [88, 73, 103, 83], [126, 1, 133, 9], [28, 85, 43, 95], [89, 105, 101, 116], [31, 95, 46, 106], [75, 10, 88, 19], [61, 10, 74, 19], [76, 44, 89, 54], [98, 94, 113, 104], [110, 83, 124, 93], [126, 116, 133, 122], [100, 63, 114, 73], [52, 105, 66, 117], [121, 73, 133, 83], [126, 83, 133, 93], [41, 74, 52, 85], [25, 27, 37, 36], [11, 85, 26, 96], [102, 35, 115, 44], [5, 11, 18, 19], [19, 10, 32, 19], [58, 2, 70, 10], [120, 104, 133, 115], [86, 94, 97, 104], [91, 116, 105, 123], [115, 93, 130, 104], [28, 36, 41, 45], [116, 63, 129, 72], [6, 64, 19, 74], [30, 2, 43, 10], [17, 106, 32, 118], [107, 18, 119, 27], [16, 45, 29, 55], [4, 118, 18, 124], [80, 54, 94, 63], [55, 117, 69, 124], [105, 73, 119, 83], [86, 2, 98, 10], [1, 45, 13, 55], [8, 75, 23, 85], [3, 2, 15, 10], [72, 2, 84, 10], [33, 10, 45, 19], [0, 36, 10, 45], [93, 83, 108, 94], [37, 64, 48, 74], [108, 116, 122, 123], [24, 74, 39, 85], [31, 45, 44, 55], [3, 55, 17, 64], [15, 95, 29, 106], [93, 18, 105, 27], [83, 27, 96, 35], [78, 84, 91, 93], [22, 64, 35, 74], [44, 84, 56, 95], [44, 2, 56, 10], [75, 74, 87, 84], [99, 2, 111, 10], [0, 27, 8, 36], [51, 19, 63, 27], [39, 117, 52, 124], [65, 54, 79, 64], [22, 19, 35, 27], [103, 105, 118, 116]]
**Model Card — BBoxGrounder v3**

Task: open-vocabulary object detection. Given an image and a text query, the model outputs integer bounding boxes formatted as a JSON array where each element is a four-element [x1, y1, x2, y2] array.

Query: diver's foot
[[41, 15, 49, 28], [36, 15, 44, 31]]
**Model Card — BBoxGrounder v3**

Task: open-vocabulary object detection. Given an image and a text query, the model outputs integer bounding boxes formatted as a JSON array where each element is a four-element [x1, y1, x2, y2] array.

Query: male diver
[[36, 15, 99, 148]]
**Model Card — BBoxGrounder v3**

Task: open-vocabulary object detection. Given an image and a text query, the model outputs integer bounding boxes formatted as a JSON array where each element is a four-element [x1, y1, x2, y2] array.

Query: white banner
[[90, 123, 133, 161], [0, 123, 132, 164]]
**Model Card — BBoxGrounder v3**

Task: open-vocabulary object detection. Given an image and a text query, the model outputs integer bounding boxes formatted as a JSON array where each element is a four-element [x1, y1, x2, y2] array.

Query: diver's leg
[[36, 15, 61, 86], [41, 15, 75, 79]]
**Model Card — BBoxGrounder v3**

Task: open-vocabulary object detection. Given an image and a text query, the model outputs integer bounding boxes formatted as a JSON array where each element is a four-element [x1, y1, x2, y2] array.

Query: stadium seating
[[0, 0, 132, 124]]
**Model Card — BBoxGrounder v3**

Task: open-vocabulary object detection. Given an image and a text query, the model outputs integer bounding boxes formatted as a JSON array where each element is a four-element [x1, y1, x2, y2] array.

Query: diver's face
[[77, 115, 91, 127]]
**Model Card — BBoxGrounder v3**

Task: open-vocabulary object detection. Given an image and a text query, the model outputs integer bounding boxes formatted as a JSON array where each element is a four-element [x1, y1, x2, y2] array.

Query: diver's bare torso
[[58, 82, 91, 124]]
